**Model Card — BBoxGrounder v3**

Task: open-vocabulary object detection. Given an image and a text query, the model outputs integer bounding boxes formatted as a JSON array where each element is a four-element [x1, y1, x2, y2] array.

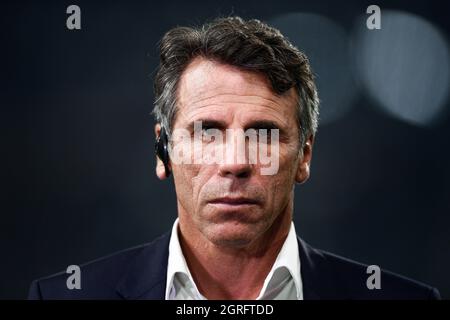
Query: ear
[[295, 135, 314, 184], [154, 124, 170, 180]]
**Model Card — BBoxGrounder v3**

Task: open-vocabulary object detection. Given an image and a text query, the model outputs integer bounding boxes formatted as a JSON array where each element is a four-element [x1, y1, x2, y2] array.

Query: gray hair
[[152, 16, 319, 148]]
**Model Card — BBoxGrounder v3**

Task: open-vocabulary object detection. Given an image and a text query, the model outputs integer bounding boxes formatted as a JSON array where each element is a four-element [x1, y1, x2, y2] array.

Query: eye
[[196, 120, 225, 136], [257, 128, 279, 144], [201, 127, 221, 141], [202, 125, 217, 132]]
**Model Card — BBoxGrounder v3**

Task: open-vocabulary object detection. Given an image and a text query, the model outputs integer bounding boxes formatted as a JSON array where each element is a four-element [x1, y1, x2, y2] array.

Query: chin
[[202, 222, 261, 248]]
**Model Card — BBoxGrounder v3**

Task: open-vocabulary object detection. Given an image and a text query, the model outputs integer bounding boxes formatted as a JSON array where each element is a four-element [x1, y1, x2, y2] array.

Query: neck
[[177, 202, 293, 299]]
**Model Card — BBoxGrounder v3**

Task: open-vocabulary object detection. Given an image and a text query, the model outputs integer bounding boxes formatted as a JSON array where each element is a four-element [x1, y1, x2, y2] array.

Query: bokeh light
[[353, 11, 449, 126], [269, 13, 358, 126]]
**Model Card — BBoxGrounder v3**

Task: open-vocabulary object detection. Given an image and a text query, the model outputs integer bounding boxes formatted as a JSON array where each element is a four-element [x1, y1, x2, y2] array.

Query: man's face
[[156, 57, 313, 248]]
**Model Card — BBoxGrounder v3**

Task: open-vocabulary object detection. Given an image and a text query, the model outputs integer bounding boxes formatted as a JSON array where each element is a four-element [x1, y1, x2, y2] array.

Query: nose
[[218, 162, 252, 178], [216, 127, 254, 178]]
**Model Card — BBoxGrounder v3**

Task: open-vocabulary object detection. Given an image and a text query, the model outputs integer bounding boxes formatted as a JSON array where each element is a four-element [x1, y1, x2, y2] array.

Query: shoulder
[[28, 233, 170, 300], [299, 239, 440, 300]]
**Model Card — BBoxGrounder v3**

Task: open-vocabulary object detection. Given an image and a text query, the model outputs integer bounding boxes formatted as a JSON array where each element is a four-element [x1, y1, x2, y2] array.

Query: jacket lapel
[[116, 230, 336, 300], [116, 232, 171, 299], [297, 236, 342, 300]]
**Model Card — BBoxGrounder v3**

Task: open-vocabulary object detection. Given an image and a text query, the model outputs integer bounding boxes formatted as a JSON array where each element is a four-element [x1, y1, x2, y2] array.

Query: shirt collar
[[165, 218, 303, 300], [256, 221, 303, 299], [165, 218, 205, 299]]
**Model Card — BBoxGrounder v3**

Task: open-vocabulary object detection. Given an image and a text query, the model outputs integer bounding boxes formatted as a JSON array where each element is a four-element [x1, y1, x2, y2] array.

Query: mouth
[[208, 197, 260, 208]]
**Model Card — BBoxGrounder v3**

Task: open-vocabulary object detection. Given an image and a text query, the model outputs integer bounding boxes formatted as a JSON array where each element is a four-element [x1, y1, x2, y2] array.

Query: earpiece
[[155, 126, 171, 177]]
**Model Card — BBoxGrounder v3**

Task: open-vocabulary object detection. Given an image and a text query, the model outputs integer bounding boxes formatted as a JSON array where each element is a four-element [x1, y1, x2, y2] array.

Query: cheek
[[262, 174, 293, 208], [276, 144, 300, 177], [173, 164, 210, 210], [263, 147, 298, 203], [173, 165, 197, 207]]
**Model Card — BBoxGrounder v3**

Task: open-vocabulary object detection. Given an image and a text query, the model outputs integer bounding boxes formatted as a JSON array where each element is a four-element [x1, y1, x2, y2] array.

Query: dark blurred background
[[1, 0, 449, 299]]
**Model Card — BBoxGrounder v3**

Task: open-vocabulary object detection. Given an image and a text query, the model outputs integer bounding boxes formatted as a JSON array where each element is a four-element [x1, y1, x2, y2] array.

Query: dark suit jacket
[[28, 232, 441, 300]]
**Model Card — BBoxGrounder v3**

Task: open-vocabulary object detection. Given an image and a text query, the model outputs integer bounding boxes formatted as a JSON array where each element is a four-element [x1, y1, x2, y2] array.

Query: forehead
[[175, 57, 298, 128]]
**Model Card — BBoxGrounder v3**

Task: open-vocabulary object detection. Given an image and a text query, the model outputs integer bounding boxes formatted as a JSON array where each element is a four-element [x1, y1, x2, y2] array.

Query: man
[[29, 16, 440, 300]]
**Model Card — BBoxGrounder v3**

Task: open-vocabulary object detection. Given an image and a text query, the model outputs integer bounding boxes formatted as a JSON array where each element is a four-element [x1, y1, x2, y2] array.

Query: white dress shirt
[[165, 218, 303, 300]]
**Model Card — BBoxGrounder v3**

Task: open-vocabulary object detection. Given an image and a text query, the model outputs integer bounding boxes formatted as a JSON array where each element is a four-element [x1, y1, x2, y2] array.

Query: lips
[[208, 197, 259, 206]]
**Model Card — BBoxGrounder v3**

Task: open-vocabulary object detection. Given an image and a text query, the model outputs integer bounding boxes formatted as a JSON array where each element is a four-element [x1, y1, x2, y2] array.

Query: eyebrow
[[244, 120, 281, 131], [186, 119, 227, 132], [186, 119, 286, 135]]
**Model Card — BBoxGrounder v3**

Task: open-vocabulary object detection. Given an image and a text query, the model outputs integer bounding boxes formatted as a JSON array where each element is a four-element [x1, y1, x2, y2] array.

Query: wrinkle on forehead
[[175, 57, 298, 128], [179, 97, 292, 128]]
